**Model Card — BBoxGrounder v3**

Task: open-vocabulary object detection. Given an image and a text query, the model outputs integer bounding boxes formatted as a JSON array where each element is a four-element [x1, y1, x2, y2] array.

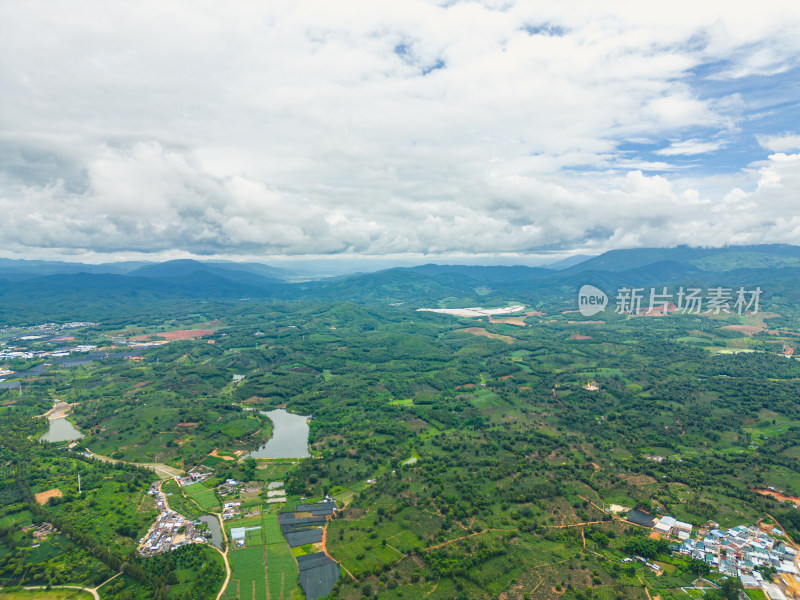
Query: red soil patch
[[35, 488, 62, 505], [518, 386, 532, 391], [49, 336, 75, 342], [526, 311, 546, 316], [130, 329, 215, 341], [455, 384, 476, 390], [571, 333, 592, 340], [722, 325, 764, 336], [175, 422, 199, 429], [752, 488, 800, 507], [489, 317, 527, 326], [209, 449, 236, 461], [499, 375, 514, 381], [460, 328, 514, 344]]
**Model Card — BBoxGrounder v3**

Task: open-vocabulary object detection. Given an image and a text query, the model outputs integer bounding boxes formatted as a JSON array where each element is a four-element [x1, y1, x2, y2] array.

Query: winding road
[[23, 571, 122, 599]]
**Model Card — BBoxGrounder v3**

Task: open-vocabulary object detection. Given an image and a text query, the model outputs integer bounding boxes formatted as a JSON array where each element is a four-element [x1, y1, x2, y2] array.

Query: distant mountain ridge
[[2, 244, 800, 323], [129, 259, 287, 285]]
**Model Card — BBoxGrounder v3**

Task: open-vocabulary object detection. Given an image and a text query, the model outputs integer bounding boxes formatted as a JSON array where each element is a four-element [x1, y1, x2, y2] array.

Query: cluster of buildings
[[0, 344, 97, 361], [653, 515, 693, 539], [675, 524, 798, 591], [138, 509, 206, 557], [22, 521, 56, 546], [626, 509, 800, 599], [0, 322, 95, 335], [149, 482, 168, 511], [177, 467, 212, 487], [217, 478, 240, 497], [222, 500, 242, 520], [140, 483, 209, 556]]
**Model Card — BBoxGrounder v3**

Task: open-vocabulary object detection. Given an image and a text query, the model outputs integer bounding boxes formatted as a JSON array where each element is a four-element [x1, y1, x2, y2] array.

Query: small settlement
[[138, 481, 209, 557], [626, 509, 800, 599], [21, 522, 57, 547]]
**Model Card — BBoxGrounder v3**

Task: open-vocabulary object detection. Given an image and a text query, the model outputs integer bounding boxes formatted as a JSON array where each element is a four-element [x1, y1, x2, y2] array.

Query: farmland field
[[262, 514, 284, 545], [189, 489, 220, 511], [224, 546, 267, 600], [0, 592, 94, 600], [266, 542, 298, 600]]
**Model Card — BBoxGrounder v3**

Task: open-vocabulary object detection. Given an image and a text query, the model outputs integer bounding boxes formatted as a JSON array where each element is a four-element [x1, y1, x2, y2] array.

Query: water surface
[[198, 515, 223, 549], [245, 409, 310, 459], [40, 417, 84, 443]]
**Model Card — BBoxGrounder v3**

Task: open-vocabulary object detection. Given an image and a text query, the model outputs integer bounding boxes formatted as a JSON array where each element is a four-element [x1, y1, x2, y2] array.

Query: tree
[[685, 558, 711, 576]]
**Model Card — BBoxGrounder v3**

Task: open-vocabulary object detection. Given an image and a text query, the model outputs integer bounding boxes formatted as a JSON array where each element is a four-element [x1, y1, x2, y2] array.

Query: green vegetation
[[4, 264, 800, 599], [0, 591, 94, 600], [225, 546, 267, 600]]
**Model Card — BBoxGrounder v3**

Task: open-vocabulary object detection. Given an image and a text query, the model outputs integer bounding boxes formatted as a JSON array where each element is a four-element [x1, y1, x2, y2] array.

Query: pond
[[40, 417, 84, 443], [198, 515, 223, 549], [245, 409, 310, 459]]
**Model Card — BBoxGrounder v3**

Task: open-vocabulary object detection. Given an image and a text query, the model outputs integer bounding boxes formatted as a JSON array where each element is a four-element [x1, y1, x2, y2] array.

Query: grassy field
[[262, 514, 284, 545], [245, 527, 263, 548], [0, 591, 93, 600], [266, 542, 298, 600], [182, 482, 220, 511], [0, 510, 33, 529], [224, 546, 267, 600], [162, 479, 204, 518]]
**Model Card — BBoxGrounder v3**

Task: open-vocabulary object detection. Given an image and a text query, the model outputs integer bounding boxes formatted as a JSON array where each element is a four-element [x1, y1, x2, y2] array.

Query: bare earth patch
[[489, 317, 527, 326], [130, 329, 215, 341], [35, 488, 62, 505], [209, 448, 236, 461], [460, 327, 514, 344], [722, 325, 764, 336], [752, 488, 800, 507]]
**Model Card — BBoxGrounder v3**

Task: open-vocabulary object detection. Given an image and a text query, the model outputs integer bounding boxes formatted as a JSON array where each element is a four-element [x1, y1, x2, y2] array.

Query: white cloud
[[757, 133, 800, 153], [1, 1, 800, 259], [656, 139, 723, 156]]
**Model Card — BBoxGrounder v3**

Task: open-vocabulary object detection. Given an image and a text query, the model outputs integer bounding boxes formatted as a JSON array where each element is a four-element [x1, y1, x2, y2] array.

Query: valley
[[3, 248, 800, 599]]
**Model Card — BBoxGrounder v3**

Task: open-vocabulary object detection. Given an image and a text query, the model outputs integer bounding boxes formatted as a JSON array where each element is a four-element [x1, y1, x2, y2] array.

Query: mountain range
[[2, 245, 800, 323]]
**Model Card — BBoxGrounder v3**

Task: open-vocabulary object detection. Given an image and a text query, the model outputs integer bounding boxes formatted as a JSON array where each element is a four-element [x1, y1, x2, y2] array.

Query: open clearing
[[751, 488, 800, 507], [34, 488, 62, 505], [459, 328, 514, 344], [130, 329, 215, 341]]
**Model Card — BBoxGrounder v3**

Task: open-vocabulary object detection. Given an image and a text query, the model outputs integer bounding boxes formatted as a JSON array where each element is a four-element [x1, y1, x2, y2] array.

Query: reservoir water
[[40, 417, 84, 443], [198, 515, 223, 549], [245, 409, 310, 459]]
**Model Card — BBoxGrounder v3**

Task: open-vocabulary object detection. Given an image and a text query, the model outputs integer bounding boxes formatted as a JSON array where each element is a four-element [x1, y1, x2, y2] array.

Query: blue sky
[[1, 0, 800, 263], [614, 64, 800, 176]]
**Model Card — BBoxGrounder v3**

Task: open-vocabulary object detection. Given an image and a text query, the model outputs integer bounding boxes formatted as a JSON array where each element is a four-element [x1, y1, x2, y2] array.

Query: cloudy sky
[[2, 0, 800, 264]]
